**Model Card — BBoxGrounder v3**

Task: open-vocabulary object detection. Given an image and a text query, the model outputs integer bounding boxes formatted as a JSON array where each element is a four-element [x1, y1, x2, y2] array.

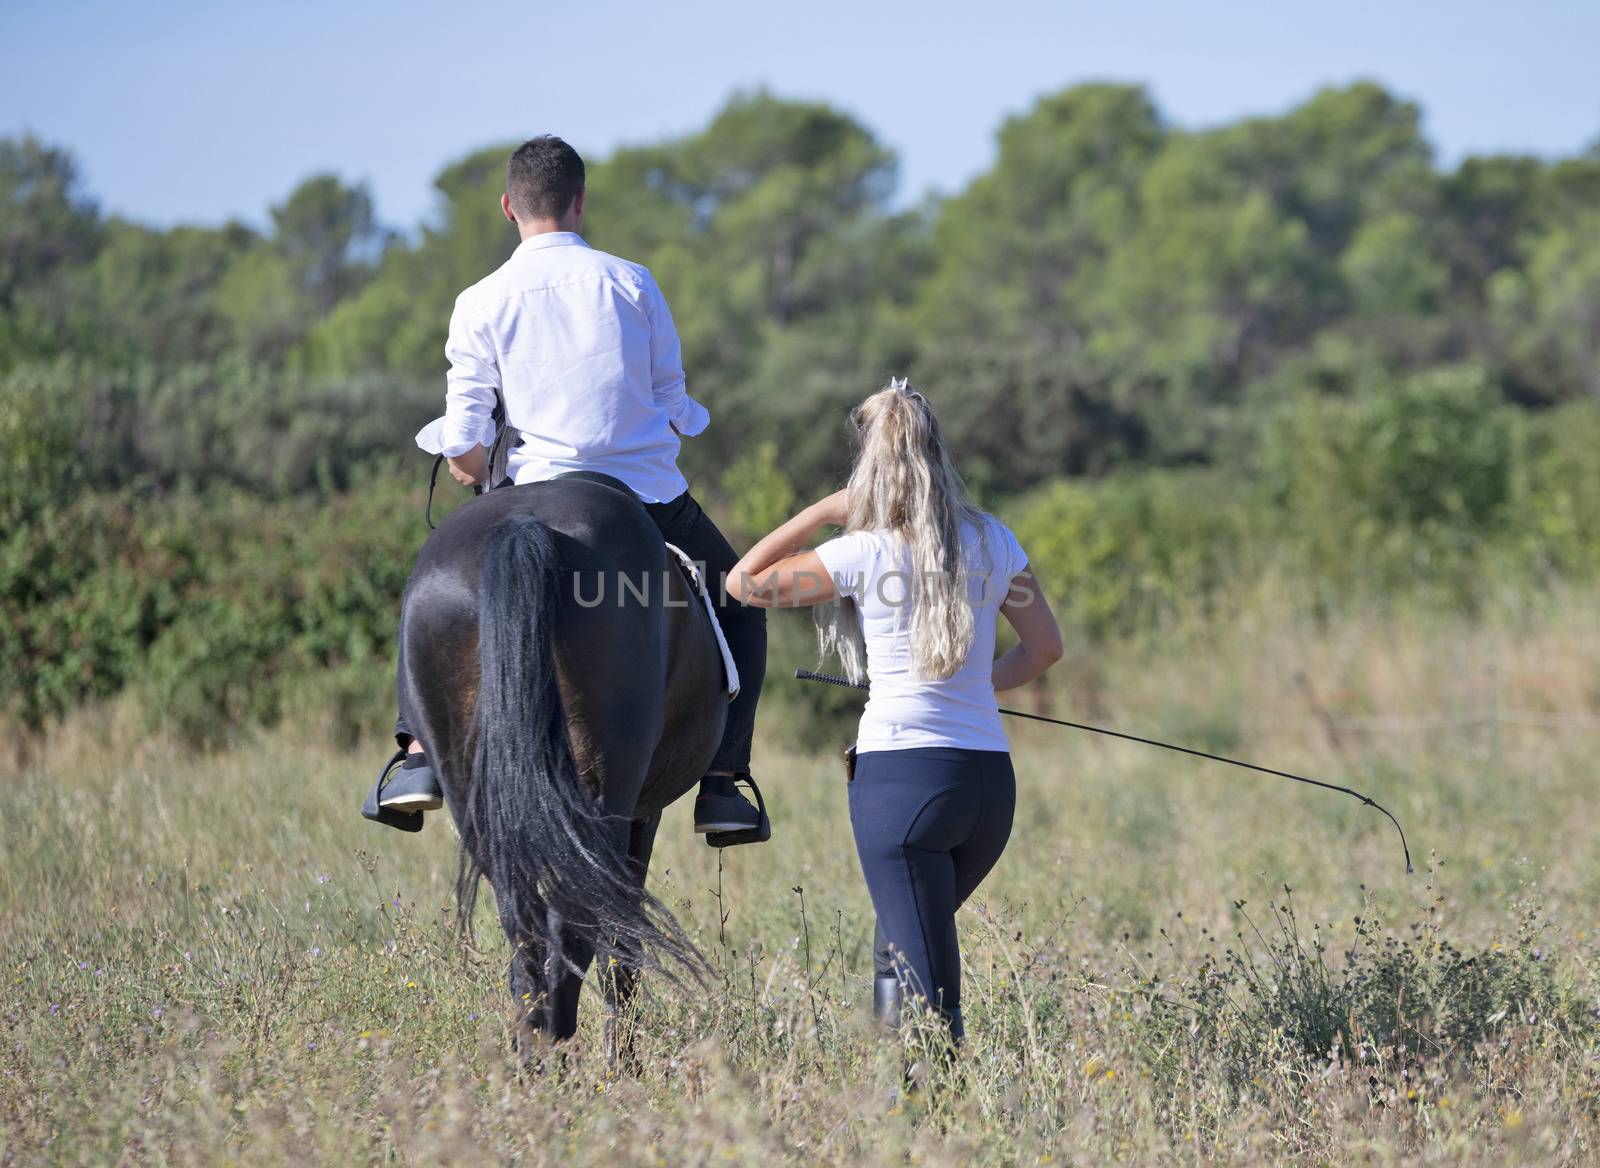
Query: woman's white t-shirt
[[814, 515, 1029, 753]]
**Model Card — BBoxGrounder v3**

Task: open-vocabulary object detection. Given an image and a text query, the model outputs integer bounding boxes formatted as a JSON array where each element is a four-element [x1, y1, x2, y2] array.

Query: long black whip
[[794, 668, 1413, 874]]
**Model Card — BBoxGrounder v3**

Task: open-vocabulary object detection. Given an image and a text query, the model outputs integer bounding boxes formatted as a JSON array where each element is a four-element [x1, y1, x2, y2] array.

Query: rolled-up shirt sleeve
[[642, 272, 710, 437], [440, 291, 501, 456]]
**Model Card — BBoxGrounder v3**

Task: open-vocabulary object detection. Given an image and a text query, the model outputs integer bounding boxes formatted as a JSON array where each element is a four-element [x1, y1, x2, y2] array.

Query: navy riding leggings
[[849, 747, 1016, 1022]]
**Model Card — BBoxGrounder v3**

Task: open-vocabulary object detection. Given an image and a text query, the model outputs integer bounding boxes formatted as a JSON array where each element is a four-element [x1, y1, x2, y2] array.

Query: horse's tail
[[456, 514, 704, 989]]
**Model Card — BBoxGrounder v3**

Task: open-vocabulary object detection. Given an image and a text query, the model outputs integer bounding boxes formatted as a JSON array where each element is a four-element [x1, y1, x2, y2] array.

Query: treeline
[[4, 84, 1600, 740]]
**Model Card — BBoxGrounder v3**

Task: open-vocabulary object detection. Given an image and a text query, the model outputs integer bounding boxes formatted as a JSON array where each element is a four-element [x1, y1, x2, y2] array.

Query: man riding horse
[[365, 134, 768, 845]]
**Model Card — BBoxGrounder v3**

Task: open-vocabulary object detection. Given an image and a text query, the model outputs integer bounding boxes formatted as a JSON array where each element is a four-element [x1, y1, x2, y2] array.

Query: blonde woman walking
[[732, 380, 1063, 1041]]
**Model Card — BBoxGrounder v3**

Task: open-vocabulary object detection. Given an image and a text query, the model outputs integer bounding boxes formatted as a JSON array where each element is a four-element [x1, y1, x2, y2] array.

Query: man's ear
[[501, 193, 516, 224], [571, 189, 586, 229]]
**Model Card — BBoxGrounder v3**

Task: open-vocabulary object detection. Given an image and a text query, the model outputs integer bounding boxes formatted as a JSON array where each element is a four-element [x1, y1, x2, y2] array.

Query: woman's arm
[[729, 490, 847, 609], [993, 565, 1064, 691]]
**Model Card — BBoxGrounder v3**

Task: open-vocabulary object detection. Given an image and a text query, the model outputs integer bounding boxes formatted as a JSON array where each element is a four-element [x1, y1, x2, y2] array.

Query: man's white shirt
[[416, 231, 709, 503]]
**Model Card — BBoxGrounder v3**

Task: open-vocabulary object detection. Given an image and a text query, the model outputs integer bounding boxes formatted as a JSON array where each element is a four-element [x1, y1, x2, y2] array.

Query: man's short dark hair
[[506, 136, 585, 220]]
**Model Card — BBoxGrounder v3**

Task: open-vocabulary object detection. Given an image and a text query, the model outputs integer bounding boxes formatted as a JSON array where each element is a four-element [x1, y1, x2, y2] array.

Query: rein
[[795, 668, 1413, 874], [425, 398, 513, 530]]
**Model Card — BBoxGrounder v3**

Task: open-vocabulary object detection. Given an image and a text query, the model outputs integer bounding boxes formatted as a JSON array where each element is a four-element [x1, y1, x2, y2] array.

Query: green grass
[[4, 598, 1600, 1165]]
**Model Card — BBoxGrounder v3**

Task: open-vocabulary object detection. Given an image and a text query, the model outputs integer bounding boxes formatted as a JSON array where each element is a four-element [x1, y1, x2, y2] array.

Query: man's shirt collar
[[514, 231, 591, 255]]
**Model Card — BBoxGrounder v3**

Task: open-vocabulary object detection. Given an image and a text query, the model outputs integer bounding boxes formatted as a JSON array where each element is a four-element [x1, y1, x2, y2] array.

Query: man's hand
[[448, 444, 489, 488]]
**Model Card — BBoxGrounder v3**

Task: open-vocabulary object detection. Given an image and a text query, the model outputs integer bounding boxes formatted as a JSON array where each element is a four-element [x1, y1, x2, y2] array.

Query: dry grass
[[4, 594, 1600, 1165]]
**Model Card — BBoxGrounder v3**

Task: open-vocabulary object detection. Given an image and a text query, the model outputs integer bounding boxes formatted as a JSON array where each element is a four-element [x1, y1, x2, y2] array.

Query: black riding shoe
[[381, 751, 444, 812], [362, 750, 443, 832], [695, 774, 771, 847]]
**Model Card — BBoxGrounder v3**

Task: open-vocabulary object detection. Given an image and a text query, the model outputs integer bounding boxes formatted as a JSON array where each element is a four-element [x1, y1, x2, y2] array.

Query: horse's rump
[[399, 477, 722, 991]]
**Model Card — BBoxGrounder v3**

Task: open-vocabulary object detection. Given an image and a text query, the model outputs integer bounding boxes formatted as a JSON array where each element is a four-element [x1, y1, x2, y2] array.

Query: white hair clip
[[889, 376, 911, 394]]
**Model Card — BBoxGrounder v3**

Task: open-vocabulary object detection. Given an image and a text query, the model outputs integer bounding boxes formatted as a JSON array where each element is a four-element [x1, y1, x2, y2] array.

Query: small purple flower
[[152, 1004, 164, 1019], [469, 1012, 478, 1022], [95, 969, 103, 978], [184, 951, 193, 962], [317, 875, 331, 885], [307, 1041, 317, 1051], [77, 962, 87, 971], [310, 947, 322, 958], [48, 1004, 60, 1015], [391, 898, 401, 908]]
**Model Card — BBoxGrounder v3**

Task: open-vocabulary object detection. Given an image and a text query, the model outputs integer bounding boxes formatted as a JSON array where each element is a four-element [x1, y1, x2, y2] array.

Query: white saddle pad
[[665, 543, 739, 700]]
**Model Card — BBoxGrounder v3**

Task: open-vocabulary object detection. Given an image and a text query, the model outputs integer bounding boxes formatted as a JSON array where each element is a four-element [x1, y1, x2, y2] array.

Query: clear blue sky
[[3, 0, 1596, 232]]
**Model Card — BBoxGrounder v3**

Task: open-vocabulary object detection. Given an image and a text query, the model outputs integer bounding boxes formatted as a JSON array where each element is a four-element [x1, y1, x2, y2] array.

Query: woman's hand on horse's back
[[730, 492, 848, 609]]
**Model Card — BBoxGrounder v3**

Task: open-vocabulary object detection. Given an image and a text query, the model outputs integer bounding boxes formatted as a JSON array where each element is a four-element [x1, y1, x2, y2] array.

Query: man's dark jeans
[[394, 488, 765, 775], [640, 490, 766, 773]]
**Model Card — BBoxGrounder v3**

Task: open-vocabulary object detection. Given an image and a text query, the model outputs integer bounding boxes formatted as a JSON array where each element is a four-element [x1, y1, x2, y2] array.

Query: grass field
[[4, 595, 1600, 1165]]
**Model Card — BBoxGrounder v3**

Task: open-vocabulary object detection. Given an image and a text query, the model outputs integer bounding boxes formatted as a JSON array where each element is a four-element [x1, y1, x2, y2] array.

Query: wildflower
[[318, 875, 332, 884], [48, 1003, 60, 1015]]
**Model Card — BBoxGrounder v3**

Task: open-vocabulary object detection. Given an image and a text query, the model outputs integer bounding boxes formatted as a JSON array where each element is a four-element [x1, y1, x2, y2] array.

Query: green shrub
[[1258, 363, 1519, 601], [1007, 468, 1259, 638], [1518, 398, 1600, 578], [0, 362, 83, 525], [1, 472, 431, 742], [0, 358, 439, 499], [0, 492, 199, 727]]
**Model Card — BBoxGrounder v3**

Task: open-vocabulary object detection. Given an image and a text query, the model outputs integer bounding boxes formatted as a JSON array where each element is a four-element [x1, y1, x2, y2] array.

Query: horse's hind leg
[[604, 814, 661, 1074], [500, 896, 595, 1059], [498, 890, 554, 1060], [544, 910, 596, 1049]]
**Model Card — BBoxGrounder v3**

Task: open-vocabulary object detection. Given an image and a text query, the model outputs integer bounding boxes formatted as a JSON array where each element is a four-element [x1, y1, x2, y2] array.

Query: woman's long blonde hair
[[817, 379, 989, 683]]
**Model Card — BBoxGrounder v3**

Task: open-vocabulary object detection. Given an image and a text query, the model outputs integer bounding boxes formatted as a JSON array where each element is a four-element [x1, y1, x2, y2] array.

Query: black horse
[[397, 472, 725, 1058]]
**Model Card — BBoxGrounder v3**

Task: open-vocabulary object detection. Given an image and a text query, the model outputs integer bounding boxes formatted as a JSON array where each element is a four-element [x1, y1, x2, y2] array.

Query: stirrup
[[873, 975, 903, 1027], [361, 749, 425, 833], [705, 775, 771, 848]]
